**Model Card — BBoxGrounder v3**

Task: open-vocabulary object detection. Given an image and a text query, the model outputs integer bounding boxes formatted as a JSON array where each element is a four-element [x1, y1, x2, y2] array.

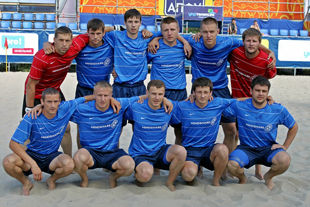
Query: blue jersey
[[75, 36, 114, 88], [223, 99, 296, 147], [172, 98, 235, 147], [125, 100, 175, 157], [105, 31, 152, 84], [11, 98, 85, 155], [71, 97, 138, 151], [184, 35, 242, 89], [147, 39, 186, 90]]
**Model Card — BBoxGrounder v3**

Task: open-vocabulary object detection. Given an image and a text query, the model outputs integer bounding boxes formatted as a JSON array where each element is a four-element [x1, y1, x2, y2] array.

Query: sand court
[[0, 72, 309, 207]]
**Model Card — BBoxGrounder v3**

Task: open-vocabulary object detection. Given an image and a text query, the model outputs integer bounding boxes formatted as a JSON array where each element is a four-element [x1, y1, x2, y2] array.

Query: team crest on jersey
[[111, 119, 118, 129], [264, 124, 273, 132], [216, 59, 224, 67], [161, 123, 168, 131], [104, 58, 111, 66], [211, 117, 217, 126]]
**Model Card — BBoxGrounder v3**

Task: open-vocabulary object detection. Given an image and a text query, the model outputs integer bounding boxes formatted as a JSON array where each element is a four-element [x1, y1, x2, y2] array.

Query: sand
[[0, 72, 309, 207]]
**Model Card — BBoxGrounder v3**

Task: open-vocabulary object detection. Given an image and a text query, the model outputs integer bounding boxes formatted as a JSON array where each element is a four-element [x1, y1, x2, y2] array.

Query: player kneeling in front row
[[2, 88, 94, 195], [224, 76, 298, 189]]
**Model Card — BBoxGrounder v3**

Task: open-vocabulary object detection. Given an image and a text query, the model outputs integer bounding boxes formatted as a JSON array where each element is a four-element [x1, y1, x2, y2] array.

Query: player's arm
[[177, 35, 192, 58], [25, 77, 39, 110], [258, 44, 276, 68], [148, 36, 162, 54], [9, 140, 42, 181], [271, 122, 298, 150]]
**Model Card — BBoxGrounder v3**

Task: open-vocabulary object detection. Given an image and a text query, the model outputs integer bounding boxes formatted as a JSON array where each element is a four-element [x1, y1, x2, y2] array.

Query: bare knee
[[61, 156, 75, 171], [182, 166, 197, 182], [227, 160, 241, 173], [115, 156, 135, 175], [168, 145, 187, 162], [2, 154, 16, 170], [272, 152, 291, 170], [212, 144, 229, 160], [74, 149, 90, 164], [136, 165, 153, 183]]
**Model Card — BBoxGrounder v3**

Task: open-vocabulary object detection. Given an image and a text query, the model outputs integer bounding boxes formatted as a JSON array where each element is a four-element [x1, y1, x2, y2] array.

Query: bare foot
[[109, 174, 117, 188], [238, 174, 247, 184], [80, 178, 88, 187], [264, 174, 274, 190], [22, 179, 33, 196], [212, 179, 220, 186], [47, 177, 56, 190], [255, 172, 264, 180], [197, 167, 203, 178], [166, 182, 176, 192]]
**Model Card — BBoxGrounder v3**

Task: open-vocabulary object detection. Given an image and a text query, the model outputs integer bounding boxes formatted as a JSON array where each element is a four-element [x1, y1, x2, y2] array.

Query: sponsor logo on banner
[[0, 33, 38, 56], [278, 40, 310, 62], [184, 6, 223, 21], [13, 48, 34, 54], [165, 0, 205, 15]]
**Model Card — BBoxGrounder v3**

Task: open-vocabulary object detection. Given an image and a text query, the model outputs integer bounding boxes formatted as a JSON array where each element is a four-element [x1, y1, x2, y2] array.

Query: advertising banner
[[0, 33, 38, 56], [183, 6, 223, 21], [164, 0, 205, 15], [278, 40, 310, 62]]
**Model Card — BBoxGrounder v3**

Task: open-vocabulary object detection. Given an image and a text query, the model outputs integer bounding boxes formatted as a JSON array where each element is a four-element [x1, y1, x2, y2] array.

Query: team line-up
[[2, 9, 298, 196]]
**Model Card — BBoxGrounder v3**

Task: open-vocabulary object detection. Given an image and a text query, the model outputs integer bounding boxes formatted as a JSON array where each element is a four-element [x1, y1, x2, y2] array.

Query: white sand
[[0, 72, 309, 207]]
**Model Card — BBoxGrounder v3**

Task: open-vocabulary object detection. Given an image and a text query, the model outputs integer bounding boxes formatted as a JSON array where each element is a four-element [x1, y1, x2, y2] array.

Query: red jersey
[[229, 46, 276, 98], [24, 34, 89, 99]]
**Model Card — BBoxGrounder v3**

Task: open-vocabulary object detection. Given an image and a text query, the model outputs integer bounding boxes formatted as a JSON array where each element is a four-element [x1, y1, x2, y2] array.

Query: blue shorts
[[185, 145, 215, 171], [85, 147, 128, 172], [112, 81, 146, 98], [165, 88, 187, 101], [229, 145, 285, 168], [212, 87, 235, 123], [75, 84, 93, 98], [133, 145, 171, 170], [23, 150, 62, 176]]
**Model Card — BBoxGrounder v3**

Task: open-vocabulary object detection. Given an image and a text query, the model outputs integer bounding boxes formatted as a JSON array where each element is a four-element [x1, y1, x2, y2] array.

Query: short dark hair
[[200, 17, 218, 29], [55, 26, 72, 39], [192, 77, 213, 92], [41, 88, 60, 101], [160, 16, 179, 29], [124, 9, 141, 22], [242, 28, 262, 42], [94, 81, 112, 90], [147, 80, 165, 90], [87, 18, 105, 32], [251, 76, 271, 90]]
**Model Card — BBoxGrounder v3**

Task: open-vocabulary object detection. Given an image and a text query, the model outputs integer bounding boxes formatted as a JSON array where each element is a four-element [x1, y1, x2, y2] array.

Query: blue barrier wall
[[0, 30, 310, 68]]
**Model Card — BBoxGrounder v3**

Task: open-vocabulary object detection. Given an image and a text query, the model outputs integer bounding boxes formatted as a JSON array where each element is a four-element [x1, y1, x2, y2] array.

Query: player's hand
[[142, 29, 153, 39], [26, 104, 43, 119], [271, 144, 286, 151], [163, 98, 173, 114], [137, 95, 148, 104], [112, 68, 118, 79], [43, 42, 55, 54], [148, 37, 160, 54], [110, 98, 121, 114], [267, 95, 275, 105], [267, 52, 276, 69], [192, 32, 201, 42], [31, 164, 42, 181], [185, 94, 195, 103], [183, 42, 192, 58]]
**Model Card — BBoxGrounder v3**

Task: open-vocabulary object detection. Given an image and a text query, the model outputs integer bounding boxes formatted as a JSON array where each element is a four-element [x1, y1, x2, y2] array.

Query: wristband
[[25, 107, 33, 113]]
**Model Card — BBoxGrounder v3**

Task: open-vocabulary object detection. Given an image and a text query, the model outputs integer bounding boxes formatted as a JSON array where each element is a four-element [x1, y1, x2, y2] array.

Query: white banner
[[0, 33, 39, 56], [278, 40, 310, 62]]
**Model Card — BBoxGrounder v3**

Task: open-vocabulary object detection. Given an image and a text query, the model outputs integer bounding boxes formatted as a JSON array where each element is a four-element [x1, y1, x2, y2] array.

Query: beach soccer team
[[2, 9, 298, 195]]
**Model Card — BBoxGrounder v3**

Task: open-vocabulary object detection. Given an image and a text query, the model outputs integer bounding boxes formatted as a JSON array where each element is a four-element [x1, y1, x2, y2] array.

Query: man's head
[[147, 80, 166, 110], [87, 18, 105, 47], [200, 17, 219, 49], [250, 76, 270, 105], [41, 88, 61, 117], [231, 18, 236, 24], [94, 81, 113, 111], [242, 28, 261, 56], [54, 26, 73, 55], [192, 77, 213, 107], [124, 9, 142, 36], [161, 16, 179, 46]]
